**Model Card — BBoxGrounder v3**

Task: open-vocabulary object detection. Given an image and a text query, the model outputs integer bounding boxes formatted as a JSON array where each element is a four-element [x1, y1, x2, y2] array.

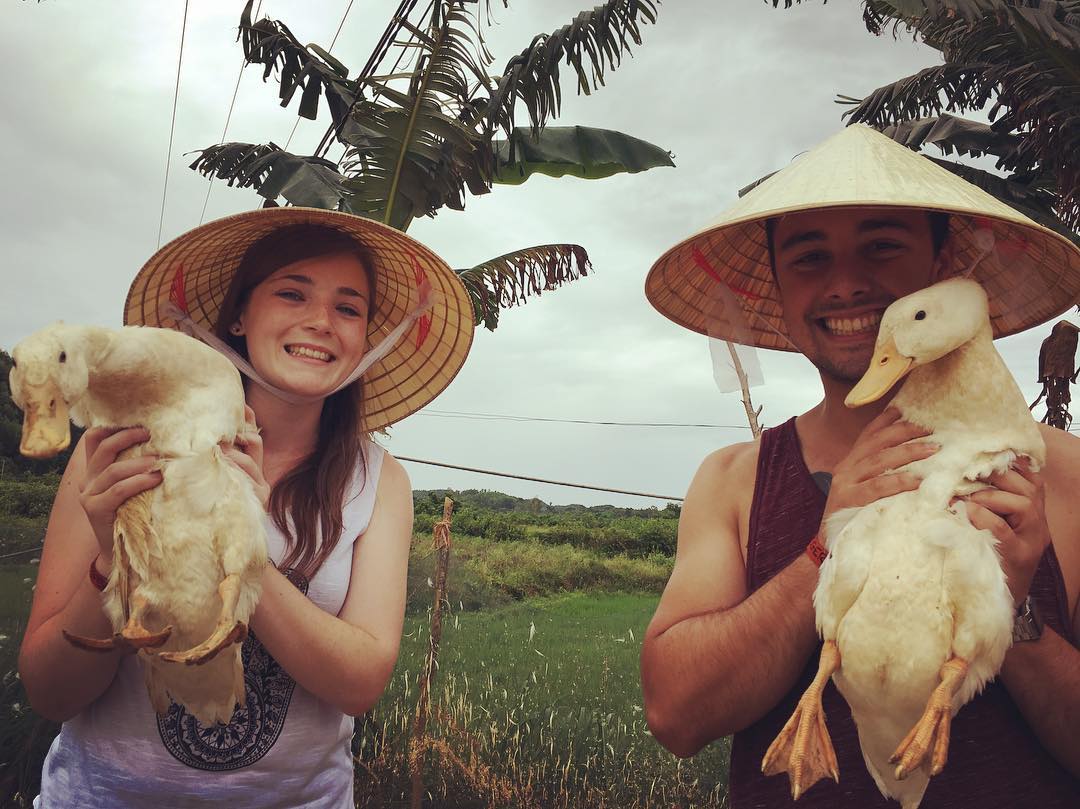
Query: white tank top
[[35, 442, 385, 809]]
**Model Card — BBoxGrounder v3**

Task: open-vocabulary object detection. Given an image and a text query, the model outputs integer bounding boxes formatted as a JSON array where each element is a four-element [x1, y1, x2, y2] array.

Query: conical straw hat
[[125, 207, 475, 432], [646, 124, 1080, 350]]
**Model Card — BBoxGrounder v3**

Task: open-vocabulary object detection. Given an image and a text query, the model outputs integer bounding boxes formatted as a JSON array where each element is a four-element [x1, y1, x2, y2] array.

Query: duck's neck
[[892, 324, 1028, 432]]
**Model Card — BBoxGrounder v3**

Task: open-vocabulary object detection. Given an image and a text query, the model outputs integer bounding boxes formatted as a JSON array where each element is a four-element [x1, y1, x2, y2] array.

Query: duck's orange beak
[[845, 336, 914, 408], [19, 379, 71, 459]]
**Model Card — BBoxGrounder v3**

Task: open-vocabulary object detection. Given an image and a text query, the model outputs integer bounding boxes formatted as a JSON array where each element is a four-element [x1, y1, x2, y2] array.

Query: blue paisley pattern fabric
[[157, 570, 308, 771]]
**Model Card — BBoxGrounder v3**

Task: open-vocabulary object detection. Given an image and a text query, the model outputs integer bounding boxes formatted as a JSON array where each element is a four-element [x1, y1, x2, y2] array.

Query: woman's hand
[[78, 427, 161, 562], [823, 407, 939, 523], [221, 405, 270, 509]]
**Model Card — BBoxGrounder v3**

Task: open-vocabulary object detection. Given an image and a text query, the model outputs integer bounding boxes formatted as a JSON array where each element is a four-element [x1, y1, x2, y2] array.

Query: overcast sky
[[3, 0, 1076, 508]]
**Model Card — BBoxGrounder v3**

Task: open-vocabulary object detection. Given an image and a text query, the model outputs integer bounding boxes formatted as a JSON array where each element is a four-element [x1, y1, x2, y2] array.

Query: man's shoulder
[[694, 438, 761, 486], [1037, 423, 1080, 499]]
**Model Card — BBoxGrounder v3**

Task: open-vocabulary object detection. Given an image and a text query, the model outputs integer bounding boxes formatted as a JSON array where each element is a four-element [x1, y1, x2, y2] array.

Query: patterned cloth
[[35, 442, 385, 808], [727, 418, 1080, 808]]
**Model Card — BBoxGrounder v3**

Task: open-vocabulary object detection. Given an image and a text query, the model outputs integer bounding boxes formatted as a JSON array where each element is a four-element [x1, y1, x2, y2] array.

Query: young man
[[640, 126, 1080, 807]]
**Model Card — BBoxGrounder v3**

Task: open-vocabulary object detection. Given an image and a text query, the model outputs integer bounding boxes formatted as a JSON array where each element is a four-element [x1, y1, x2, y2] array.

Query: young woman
[[18, 208, 475, 807]]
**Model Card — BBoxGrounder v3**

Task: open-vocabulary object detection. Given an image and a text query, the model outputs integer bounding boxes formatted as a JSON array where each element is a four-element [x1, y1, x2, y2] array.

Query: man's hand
[[823, 407, 939, 523], [963, 459, 1049, 606]]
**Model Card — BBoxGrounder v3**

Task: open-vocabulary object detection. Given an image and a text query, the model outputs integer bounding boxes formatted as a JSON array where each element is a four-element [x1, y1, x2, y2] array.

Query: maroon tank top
[[728, 417, 1080, 808]]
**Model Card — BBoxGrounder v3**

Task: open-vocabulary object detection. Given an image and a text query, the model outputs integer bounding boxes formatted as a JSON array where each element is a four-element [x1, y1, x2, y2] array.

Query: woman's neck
[[245, 384, 323, 462]]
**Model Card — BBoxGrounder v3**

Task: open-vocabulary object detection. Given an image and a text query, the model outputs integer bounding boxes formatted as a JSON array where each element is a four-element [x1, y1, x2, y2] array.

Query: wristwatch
[[1012, 595, 1044, 643]]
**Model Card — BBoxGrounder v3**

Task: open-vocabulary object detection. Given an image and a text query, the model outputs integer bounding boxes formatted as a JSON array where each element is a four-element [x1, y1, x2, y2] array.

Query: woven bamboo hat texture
[[125, 207, 475, 432], [646, 124, 1080, 351]]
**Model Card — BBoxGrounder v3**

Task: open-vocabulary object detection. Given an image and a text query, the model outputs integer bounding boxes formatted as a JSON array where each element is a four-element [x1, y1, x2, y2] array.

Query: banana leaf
[[457, 244, 592, 330], [492, 126, 673, 186]]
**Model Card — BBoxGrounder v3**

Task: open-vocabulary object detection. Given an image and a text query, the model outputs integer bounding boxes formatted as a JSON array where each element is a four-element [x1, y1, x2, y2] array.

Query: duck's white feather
[[12, 322, 267, 725], [813, 279, 1042, 808]]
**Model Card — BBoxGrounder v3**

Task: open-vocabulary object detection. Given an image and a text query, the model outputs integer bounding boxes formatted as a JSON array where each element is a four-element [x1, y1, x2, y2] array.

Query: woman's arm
[[248, 454, 414, 716], [18, 429, 162, 722]]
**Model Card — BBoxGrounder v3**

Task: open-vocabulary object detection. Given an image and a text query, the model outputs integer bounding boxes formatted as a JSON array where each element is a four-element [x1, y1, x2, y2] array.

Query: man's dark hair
[[764, 211, 952, 276]]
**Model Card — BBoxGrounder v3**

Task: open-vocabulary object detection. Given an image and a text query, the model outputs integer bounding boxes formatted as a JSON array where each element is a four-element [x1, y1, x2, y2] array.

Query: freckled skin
[[238, 252, 372, 399]]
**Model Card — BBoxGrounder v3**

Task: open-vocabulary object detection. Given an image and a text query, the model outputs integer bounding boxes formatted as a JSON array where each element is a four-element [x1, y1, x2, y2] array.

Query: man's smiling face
[[772, 207, 950, 384]]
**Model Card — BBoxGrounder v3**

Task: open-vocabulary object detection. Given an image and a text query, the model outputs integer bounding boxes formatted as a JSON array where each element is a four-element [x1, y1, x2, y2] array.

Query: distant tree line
[[414, 489, 680, 558]]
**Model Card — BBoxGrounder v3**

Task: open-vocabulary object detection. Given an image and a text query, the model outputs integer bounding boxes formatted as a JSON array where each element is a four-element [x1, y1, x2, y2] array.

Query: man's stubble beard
[[802, 333, 875, 386]]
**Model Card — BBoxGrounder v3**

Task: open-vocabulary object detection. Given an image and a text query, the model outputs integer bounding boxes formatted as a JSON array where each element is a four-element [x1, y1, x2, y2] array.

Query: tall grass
[[357, 592, 729, 808], [0, 539, 725, 807]]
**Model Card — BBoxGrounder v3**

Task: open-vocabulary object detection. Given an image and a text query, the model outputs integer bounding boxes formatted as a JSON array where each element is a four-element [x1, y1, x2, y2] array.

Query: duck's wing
[[814, 505, 877, 641]]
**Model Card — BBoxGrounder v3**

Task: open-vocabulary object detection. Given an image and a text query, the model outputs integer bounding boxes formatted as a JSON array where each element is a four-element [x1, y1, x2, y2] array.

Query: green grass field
[[0, 546, 729, 807], [360, 591, 729, 808]]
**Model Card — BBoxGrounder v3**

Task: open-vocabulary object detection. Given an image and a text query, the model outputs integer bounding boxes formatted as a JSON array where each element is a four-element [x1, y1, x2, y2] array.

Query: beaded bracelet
[[805, 535, 829, 568], [89, 555, 109, 592]]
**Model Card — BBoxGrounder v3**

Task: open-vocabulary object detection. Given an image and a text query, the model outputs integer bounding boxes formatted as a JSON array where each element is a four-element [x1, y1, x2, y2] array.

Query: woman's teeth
[[822, 313, 881, 336], [286, 345, 333, 361]]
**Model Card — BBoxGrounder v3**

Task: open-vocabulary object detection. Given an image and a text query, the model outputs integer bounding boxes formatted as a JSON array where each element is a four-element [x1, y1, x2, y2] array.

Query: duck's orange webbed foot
[[64, 593, 171, 652], [762, 639, 841, 800], [890, 656, 969, 780]]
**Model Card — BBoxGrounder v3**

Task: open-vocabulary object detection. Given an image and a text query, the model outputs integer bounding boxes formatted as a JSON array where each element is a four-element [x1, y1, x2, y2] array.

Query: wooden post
[[725, 340, 763, 438], [409, 497, 454, 809]]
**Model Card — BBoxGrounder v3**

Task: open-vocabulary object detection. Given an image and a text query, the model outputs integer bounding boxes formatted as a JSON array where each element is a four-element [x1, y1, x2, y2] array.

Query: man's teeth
[[822, 313, 882, 336], [286, 345, 333, 361]]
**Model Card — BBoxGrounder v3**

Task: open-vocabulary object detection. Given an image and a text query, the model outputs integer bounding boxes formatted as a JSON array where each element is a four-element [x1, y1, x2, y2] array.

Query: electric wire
[[199, 0, 264, 225], [395, 456, 683, 502], [417, 409, 752, 429], [285, 0, 360, 155], [156, 0, 191, 249]]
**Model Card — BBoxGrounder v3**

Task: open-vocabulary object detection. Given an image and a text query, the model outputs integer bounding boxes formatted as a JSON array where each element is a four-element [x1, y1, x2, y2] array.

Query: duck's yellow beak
[[845, 336, 914, 408], [18, 380, 71, 459]]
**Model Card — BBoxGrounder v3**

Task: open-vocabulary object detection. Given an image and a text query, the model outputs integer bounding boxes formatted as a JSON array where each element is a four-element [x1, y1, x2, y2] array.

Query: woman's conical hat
[[646, 124, 1080, 350], [125, 207, 475, 432]]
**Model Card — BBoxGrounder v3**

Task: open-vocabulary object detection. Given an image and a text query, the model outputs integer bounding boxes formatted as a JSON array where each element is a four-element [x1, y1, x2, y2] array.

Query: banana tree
[[191, 0, 675, 330], [773, 1, 1078, 240]]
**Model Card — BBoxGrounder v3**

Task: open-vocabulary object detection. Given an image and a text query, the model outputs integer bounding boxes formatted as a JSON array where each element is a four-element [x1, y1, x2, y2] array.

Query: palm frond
[[840, 63, 997, 128], [925, 156, 1078, 245], [492, 126, 673, 185], [456, 244, 592, 330], [339, 5, 492, 230], [188, 143, 350, 210], [862, 1, 1080, 51], [483, 0, 660, 138], [840, 2, 1080, 228], [238, 0, 360, 128]]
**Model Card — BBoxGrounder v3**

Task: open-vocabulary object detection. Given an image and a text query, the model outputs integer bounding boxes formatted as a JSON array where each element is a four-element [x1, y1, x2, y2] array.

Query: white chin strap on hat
[[163, 280, 436, 406], [961, 227, 996, 279]]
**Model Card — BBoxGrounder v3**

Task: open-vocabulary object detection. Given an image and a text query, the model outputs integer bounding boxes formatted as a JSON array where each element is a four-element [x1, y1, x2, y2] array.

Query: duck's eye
[[914, 311, 926, 321], [58, 351, 67, 363]]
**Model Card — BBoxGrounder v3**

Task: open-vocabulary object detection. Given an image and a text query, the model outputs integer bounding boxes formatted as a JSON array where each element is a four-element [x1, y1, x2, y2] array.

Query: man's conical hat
[[646, 124, 1080, 350]]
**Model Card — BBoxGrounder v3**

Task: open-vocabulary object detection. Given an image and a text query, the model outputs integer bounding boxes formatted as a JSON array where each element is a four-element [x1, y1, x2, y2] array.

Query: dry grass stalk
[[409, 497, 455, 809]]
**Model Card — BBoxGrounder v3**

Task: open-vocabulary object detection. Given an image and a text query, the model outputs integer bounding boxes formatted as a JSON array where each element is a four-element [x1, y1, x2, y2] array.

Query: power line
[[396, 456, 684, 502], [200, 0, 264, 225], [284, 0, 356, 154], [157, 0, 191, 249], [417, 409, 752, 429], [0, 545, 41, 562]]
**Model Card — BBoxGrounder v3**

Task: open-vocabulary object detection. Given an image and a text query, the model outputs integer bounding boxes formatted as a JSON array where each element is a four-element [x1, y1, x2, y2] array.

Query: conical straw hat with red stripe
[[647, 124, 1080, 350], [126, 207, 475, 432]]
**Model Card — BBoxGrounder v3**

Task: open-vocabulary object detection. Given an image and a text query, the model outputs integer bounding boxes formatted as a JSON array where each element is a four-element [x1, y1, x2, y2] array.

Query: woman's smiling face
[[238, 250, 373, 398]]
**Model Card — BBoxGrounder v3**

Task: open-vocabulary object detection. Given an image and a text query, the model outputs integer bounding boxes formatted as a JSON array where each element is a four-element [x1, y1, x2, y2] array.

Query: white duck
[[762, 278, 1043, 808], [10, 322, 268, 724]]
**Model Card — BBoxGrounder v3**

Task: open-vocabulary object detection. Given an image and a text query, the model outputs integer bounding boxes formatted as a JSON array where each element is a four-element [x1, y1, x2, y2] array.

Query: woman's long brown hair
[[214, 224, 377, 581]]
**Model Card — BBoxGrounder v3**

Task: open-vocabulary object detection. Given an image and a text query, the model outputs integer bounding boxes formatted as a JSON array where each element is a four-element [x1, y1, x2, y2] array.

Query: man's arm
[[967, 424, 1080, 776], [641, 443, 820, 757], [641, 408, 934, 758]]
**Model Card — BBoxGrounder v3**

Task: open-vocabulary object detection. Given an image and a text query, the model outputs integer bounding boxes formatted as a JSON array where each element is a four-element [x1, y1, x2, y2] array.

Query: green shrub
[[0, 481, 58, 520]]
